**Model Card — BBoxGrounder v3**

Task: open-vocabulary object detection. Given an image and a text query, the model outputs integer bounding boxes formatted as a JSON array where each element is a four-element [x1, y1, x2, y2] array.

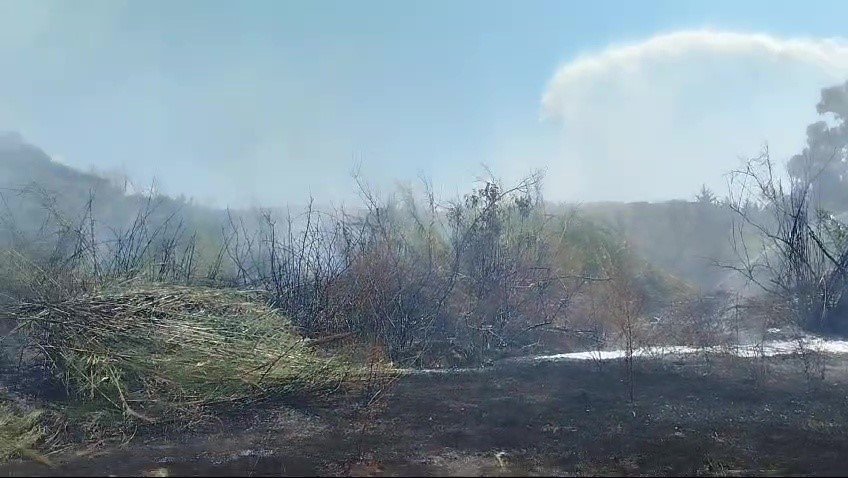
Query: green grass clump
[[0, 404, 43, 462], [8, 284, 352, 423]]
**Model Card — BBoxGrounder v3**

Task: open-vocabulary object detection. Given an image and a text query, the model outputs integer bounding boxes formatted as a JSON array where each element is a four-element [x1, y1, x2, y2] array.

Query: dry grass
[[0, 403, 43, 462], [4, 284, 355, 424]]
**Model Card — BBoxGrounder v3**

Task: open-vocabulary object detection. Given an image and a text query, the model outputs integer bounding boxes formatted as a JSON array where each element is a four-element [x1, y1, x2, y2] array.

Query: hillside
[[0, 133, 225, 253]]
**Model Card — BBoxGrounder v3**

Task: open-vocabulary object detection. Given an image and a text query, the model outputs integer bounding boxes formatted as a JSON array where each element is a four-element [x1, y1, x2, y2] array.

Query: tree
[[787, 81, 848, 213], [695, 184, 717, 205]]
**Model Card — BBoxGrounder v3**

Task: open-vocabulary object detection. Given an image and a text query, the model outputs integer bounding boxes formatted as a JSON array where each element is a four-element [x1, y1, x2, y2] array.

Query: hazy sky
[[3, 0, 848, 208]]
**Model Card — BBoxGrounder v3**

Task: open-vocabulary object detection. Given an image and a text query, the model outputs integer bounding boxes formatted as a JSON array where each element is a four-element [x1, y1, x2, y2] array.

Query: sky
[[2, 0, 848, 208]]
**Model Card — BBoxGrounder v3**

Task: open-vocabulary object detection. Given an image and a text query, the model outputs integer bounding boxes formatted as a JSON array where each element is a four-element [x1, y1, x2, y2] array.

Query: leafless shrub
[[206, 169, 619, 366], [585, 240, 646, 405], [1, 170, 646, 368], [724, 147, 848, 334]]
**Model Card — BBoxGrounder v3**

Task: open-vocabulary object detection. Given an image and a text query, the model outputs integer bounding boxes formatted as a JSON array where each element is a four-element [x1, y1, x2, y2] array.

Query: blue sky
[[3, 0, 848, 207]]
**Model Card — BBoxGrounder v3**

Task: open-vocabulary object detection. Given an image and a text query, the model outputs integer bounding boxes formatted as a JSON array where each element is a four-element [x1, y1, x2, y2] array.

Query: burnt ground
[[4, 353, 848, 476]]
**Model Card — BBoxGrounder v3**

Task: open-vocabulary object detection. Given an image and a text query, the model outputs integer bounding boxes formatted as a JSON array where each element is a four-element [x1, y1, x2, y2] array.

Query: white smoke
[[536, 30, 848, 203], [543, 30, 848, 120]]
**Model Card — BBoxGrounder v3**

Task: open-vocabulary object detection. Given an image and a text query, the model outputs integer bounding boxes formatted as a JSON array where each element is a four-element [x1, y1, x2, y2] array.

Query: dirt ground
[[4, 353, 848, 476]]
